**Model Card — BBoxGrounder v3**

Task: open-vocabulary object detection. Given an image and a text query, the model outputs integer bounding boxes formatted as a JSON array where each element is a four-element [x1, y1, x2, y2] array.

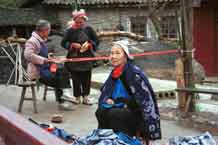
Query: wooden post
[[179, 0, 195, 112], [175, 58, 186, 111]]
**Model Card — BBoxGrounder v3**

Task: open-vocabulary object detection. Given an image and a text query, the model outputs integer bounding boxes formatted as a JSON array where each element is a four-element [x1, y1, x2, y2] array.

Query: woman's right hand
[[106, 99, 114, 105], [43, 58, 49, 64], [70, 43, 81, 50]]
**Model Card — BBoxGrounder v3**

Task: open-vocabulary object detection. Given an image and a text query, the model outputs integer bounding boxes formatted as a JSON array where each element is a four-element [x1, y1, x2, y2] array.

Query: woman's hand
[[43, 58, 49, 64], [80, 41, 90, 53], [70, 43, 81, 49], [106, 98, 114, 105]]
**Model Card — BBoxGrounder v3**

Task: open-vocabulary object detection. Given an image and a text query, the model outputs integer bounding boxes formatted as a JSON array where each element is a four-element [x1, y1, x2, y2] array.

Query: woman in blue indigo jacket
[[95, 40, 161, 144]]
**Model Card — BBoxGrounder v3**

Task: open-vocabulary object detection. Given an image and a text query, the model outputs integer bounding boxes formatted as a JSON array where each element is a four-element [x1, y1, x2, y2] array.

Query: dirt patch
[[160, 107, 218, 136]]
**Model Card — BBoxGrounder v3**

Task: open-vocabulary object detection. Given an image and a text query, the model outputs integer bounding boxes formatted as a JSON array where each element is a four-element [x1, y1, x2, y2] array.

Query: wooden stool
[[43, 85, 55, 101], [43, 85, 48, 101], [17, 81, 37, 113]]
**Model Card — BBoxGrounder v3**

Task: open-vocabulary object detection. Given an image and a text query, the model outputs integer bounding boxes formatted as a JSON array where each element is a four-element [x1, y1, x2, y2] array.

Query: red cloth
[[50, 63, 57, 73], [112, 65, 124, 79]]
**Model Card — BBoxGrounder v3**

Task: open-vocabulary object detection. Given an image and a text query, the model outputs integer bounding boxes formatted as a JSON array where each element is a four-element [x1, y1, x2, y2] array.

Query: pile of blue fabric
[[39, 123, 77, 143], [29, 119, 141, 145], [71, 129, 142, 145], [166, 132, 216, 145], [28, 119, 76, 143]]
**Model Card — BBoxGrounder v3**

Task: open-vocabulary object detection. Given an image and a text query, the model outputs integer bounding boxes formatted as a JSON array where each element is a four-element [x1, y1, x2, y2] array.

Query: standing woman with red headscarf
[[61, 9, 99, 105]]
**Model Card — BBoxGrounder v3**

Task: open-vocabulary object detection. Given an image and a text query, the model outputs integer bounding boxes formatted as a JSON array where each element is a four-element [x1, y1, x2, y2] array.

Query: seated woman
[[24, 19, 74, 110], [95, 40, 161, 144]]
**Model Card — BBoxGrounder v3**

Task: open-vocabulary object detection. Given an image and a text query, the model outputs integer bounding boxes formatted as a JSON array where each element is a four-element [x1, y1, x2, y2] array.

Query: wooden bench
[[175, 87, 218, 102], [0, 105, 68, 145], [201, 80, 218, 84], [176, 87, 218, 112], [175, 87, 218, 95], [201, 77, 218, 84]]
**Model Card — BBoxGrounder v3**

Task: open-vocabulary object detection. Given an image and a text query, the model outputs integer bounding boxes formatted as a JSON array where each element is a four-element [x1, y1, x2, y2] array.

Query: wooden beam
[[176, 88, 218, 95], [97, 31, 146, 41], [199, 127, 218, 136]]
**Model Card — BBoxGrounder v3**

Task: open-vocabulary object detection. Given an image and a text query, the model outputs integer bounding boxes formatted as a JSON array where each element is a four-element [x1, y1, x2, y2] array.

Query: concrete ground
[[0, 86, 206, 144], [0, 85, 202, 144]]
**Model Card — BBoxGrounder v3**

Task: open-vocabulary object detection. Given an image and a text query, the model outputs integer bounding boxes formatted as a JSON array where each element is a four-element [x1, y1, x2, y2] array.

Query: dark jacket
[[61, 25, 99, 71], [98, 62, 161, 140]]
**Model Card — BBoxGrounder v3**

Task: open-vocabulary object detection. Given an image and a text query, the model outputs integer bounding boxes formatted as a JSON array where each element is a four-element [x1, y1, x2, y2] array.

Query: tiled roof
[[43, 0, 178, 6], [0, 0, 36, 8], [0, 7, 60, 26]]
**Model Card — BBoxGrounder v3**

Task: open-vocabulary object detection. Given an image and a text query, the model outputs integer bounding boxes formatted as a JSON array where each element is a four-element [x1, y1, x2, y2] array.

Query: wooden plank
[[176, 88, 218, 94], [0, 105, 68, 145], [202, 80, 218, 84], [199, 127, 218, 136]]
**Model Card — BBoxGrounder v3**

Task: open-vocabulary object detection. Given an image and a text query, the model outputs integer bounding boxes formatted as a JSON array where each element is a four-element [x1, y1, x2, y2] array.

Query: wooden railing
[[0, 105, 68, 145]]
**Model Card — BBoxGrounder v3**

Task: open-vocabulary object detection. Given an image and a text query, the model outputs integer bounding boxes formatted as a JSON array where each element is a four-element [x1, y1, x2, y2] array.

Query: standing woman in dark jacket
[[61, 9, 99, 105], [95, 40, 161, 145]]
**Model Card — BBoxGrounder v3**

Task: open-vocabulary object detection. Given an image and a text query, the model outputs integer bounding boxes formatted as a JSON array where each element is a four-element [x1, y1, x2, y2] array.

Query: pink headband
[[72, 11, 87, 20]]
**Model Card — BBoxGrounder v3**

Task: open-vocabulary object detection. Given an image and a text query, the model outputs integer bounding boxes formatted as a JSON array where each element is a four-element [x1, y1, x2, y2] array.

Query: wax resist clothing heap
[[166, 132, 216, 145], [39, 123, 76, 143], [71, 129, 141, 145]]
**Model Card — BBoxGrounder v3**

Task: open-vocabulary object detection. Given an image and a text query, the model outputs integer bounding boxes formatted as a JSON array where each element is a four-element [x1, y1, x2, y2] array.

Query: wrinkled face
[[74, 17, 86, 28], [42, 28, 50, 39], [39, 26, 50, 40], [110, 45, 127, 67]]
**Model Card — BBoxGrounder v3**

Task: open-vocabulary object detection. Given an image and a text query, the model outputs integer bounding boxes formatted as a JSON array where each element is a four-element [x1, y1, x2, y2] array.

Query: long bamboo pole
[[180, 0, 195, 112]]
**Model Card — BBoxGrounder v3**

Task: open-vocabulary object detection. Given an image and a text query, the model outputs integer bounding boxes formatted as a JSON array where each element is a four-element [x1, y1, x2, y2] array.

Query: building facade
[[43, 0, 179, 40], [193, 0, 218, 76]]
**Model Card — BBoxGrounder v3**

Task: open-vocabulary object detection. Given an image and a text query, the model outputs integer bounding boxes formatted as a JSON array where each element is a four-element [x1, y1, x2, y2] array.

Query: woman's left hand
[[80, 41, 92, 53]]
